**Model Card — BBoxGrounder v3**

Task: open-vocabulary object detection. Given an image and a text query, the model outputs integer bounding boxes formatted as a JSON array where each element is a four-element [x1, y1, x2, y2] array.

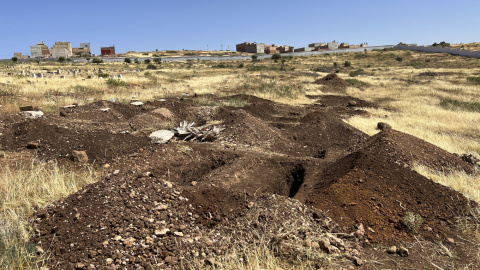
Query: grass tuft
[[439, 98, 480, 113]]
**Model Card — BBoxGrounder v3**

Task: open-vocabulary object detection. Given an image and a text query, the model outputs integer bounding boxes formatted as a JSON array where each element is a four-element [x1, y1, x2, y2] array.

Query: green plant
[[11, 56, 18, 62], [97, 73, 110, 78], [402, 212, 423, 234], [92, 58, 104, 64], [344, 61, 351, 67], [57, 56, 65, 62], [106, 78, 128, 87], [146, 64, 157, 70], [153, 58, 162, 64], [85, 57, 90, 62], [349, 69, 365, 77], [440, 98, 480, 112], [345, 78, 367, 85], [134, 58, 139, 64], [166, 50, 177, 54], [395, 57, 403, 62], [144, 59, 151, 64], [467, 76, 480, 85], [271, 53, 281, 63], [237, 63, 244, 68], [124, 58, 131, 64], [251, 55, 258, 63]]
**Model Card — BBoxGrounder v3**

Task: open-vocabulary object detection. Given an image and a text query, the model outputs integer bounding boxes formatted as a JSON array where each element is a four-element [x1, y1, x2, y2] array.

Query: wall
[[394, 44, 480, 58]]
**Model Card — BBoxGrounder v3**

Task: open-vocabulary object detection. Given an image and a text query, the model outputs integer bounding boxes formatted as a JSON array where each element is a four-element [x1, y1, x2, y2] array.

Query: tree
[[58, 56, 66, 62], [144, 59, 151, 64], [134, 58, 139, 64], [124, 58, 131, 64], [11, 56, 18, 62], [92, 58, 104, 64], [85, 57, 91, 62], [251, 55, 258, 63], [153, 58, 161, 64], [344, 61, 351, 67], [271, 53, 281, 63]]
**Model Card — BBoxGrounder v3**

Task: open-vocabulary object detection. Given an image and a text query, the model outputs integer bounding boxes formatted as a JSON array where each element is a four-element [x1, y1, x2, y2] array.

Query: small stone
[[377, 122, 392, 131], [397, 247, 409, 257], [124, 237, 136, 247], [20, 105, 34, 111], [71, 151, 88, 162], [130, 101, 143, 106], [179, 225, 187, 230], [103, 164, 110, 169], [36, 245, 44, 254], [447, 237, 455, 244], [149, 130, 174, 144], [247, 201, 255, 209], [164, 256, 178, 265], [387, 246, 397, 254], [113, 235, 122, 241], [174, 231, 184, 237], [155, 203, 168, 211], [347, 100, 357, 107], [355, 223, 365, 237], [165, 181, 173, 188], [146, 237, 153, 245], [191, 181, 197, 186], [75, 262, 86, 269], [27, 142, 39, 149], [355, 257, 363, 266], [319, 239, 333, 254], [155, 228, 170, 236], [106, 258, 114, 265], [20, 110, 44, 119]]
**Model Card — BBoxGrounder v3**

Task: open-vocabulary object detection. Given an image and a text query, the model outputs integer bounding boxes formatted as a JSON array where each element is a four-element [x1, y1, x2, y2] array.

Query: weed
[[439, 98, 480, 112], [407, 61, 423, 67], [146, 64, 157, 70], [467, 76, 480, 85], [395, 57, 403, 62], [106, 78, 128, 87], [344, 61, 351, 67], [345, 78, 368, 85], [402, 212, 423, 234], [349, 69, 365, 77]]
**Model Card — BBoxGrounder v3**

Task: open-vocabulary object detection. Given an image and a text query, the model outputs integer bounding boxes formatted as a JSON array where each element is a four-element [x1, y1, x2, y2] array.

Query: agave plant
[[173, 121, 224, 142]]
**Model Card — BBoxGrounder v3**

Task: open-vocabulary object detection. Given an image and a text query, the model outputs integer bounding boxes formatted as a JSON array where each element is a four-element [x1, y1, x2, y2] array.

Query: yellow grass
[[0, 154, 97, 269]]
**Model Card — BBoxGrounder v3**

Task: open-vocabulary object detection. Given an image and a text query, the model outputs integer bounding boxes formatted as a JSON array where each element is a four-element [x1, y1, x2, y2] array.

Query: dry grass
[[0, 153, 97, 269]]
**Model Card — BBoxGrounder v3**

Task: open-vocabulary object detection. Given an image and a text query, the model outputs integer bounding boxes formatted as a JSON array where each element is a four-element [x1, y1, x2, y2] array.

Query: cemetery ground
[[1, 49, 480, 269]]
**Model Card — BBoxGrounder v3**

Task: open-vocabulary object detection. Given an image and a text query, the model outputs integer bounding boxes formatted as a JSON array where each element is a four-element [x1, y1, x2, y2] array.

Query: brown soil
[[1, 94, 478, 269], [313, 73, 350, 92]]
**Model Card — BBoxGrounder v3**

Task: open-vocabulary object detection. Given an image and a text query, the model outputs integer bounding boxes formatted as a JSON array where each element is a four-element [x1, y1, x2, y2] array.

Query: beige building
[[30, 42, 50, 58], [51, 42, 73, 58]]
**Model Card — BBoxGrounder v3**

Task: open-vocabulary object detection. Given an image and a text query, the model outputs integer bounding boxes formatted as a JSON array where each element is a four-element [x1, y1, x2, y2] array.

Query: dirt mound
[[365, 129, 475, 173], [33, 172, 358, 269], [0, 118, 151, 163], [1, 93, 476, 269], [215, 108, 295, 151], [307, 149, 475, 244], [314, 73, 350, 92]]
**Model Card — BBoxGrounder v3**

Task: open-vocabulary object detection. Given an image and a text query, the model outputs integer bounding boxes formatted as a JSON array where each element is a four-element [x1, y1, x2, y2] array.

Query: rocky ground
[[1, 78, 479, 269]]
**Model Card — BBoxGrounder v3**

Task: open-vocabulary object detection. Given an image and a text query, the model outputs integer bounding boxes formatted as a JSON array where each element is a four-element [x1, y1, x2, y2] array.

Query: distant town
[[12, 41, 369, 59]]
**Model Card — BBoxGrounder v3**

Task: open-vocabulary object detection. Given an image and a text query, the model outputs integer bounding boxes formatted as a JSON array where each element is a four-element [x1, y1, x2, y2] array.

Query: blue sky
[[1, 0, 479, 58]]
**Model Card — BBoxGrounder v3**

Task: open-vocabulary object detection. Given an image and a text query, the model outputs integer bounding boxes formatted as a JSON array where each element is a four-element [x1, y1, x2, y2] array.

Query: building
[[72, 43, 91, 56], [360, 42, 368, 47], [236, 42, 266, 54], [339, 43, 349, 49], [13, 52, 29, 59], [327, 41, 339, 50], [30, 42, 50, 58], [278, 45, 294, 53], [51, 42, 73, 58], [101, 45, 116, 56]]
